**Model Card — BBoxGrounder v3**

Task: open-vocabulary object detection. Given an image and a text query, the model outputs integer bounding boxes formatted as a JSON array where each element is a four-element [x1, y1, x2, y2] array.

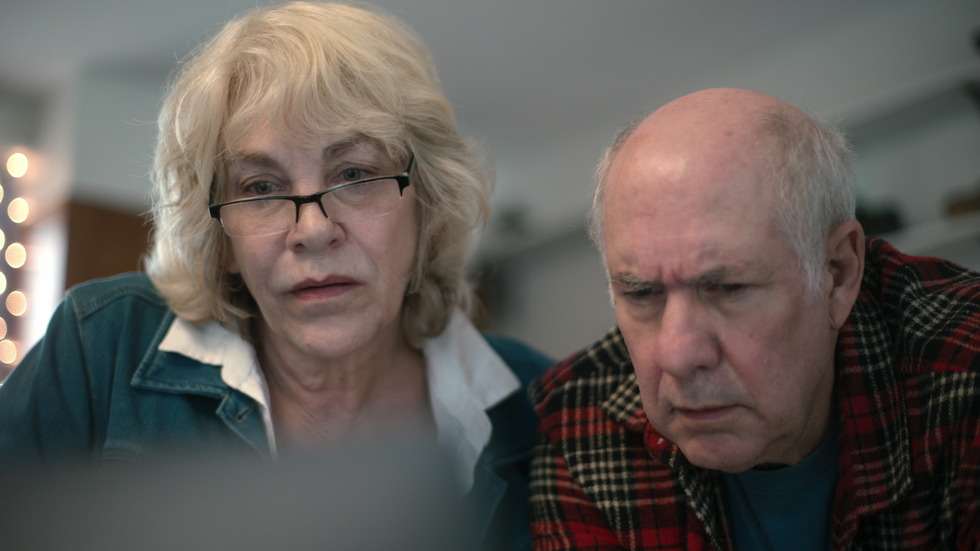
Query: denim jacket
[[0, 273, 550, 551]]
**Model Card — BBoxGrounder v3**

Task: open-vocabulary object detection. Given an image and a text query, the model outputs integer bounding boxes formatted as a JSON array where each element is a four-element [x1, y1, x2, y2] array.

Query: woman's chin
[[292, 319, 401, 362]]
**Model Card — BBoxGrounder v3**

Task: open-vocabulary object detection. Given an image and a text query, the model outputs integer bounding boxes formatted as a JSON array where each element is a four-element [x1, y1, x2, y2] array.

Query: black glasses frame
[[209, 155, 414, 223]]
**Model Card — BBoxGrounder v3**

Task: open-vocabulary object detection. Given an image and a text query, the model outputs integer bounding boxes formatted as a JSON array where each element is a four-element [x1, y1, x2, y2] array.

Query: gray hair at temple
[[587, 108, 856, 298]]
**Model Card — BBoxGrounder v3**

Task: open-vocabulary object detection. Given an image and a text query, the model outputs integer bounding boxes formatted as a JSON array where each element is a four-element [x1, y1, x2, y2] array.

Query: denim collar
[[149, 309, 520, 492]]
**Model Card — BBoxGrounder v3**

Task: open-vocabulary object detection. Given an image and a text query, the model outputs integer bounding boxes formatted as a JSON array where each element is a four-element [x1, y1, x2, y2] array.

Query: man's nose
[[653, 293, 720, 378]]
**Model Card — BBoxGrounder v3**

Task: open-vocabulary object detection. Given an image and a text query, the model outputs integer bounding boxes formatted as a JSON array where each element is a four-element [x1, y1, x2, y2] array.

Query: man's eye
[[623, 287, 660, 302], [705, 283, 746, 295]]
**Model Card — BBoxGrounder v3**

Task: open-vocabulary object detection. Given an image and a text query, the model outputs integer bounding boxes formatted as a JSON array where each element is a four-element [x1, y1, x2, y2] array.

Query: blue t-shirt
[[721, 423, 840, 551]]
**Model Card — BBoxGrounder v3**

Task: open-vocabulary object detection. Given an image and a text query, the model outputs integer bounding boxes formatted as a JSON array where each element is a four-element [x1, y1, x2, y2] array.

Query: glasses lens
[[320, 178, 403, 223], [215, 177, 405, 237], [219, 199, 294, 237]]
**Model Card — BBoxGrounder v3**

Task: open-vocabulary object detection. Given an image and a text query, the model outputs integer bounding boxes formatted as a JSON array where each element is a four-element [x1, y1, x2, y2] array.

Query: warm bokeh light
[[0, 228, 5, 251], [6, 291, 26, 317], [0, 317, 7, 340], [5, 243, 25, 268], [0, 340, 16, 364], [0, 184, 4, 203], [0, 272, 7, 295], [6, 153, 27, 179], [8, 198, 29, 224]]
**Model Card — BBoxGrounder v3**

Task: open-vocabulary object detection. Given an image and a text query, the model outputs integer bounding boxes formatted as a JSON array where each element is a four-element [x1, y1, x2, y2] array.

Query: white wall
[[479, 0, 980, 245], [74, 69, 165, 213], [483, 230, 616, 360], [856, 106, 980, 226], [0, 91, 41, 148], [15, 68, 167, 351]]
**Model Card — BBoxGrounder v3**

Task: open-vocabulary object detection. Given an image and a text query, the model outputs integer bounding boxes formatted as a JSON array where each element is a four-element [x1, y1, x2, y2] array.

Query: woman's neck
[[255, 323, 433, 448]]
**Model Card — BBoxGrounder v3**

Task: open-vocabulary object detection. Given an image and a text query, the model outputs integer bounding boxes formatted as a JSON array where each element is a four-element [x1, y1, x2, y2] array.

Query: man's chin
[[676, 438, 760, 473]]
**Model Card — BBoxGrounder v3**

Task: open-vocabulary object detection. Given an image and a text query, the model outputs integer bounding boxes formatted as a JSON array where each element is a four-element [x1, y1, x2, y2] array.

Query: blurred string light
[[6, 153, 27, 179], [6, 291, 26, 317], [0, 340, 16, 364], [0, 150, 35, 368], [8, 198, 29, 224], [5, 243, 25, 269]]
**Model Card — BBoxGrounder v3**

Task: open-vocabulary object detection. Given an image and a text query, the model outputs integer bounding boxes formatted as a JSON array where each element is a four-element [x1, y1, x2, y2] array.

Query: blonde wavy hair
[[145, 1, 491, 347]]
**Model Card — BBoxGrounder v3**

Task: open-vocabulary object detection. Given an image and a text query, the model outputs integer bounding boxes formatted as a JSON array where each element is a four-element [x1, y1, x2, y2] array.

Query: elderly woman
[[0, 3, 550, 549]]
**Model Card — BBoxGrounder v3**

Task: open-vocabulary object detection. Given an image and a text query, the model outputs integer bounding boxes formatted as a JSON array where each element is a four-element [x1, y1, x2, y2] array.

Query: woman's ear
[[428, 222, 444, 245], [824, 219, 865, 330], [223, 240, 240, 275]]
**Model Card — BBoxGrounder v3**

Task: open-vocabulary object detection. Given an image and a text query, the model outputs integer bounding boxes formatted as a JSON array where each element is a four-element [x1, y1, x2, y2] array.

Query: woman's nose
[[287, 200, 344, 249]]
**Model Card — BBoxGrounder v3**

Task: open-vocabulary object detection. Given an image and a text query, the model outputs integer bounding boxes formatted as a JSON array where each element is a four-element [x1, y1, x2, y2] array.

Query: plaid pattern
[[529, 239, 980, 550]]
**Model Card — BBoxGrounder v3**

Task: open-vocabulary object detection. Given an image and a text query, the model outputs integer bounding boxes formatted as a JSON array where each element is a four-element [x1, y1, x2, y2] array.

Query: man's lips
[[673, 405, 737, 422]]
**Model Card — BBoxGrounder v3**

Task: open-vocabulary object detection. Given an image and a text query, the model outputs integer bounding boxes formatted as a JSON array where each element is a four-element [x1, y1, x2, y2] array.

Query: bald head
[[590, 88, 857, 296], [631, 88, 806, 149]]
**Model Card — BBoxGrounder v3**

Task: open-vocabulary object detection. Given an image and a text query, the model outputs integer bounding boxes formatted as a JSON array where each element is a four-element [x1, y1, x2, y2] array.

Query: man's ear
[[824, 219, 865, 330]]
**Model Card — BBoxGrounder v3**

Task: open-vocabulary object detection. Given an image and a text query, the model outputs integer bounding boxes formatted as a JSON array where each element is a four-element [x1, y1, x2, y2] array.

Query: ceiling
[[1, 0, 979, 241], [4, 1, 964, 133]]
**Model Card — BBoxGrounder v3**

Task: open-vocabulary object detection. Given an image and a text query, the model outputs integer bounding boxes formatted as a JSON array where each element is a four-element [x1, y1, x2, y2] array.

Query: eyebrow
[[610, 266, 733, 289], [227, 135, 369, 169], [321, 137, 365, 160], [227, 152, 278, 170]]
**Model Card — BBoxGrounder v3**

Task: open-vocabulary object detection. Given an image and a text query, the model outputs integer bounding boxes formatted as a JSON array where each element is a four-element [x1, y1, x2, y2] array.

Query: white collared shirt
[[157, 309, 520, 492]]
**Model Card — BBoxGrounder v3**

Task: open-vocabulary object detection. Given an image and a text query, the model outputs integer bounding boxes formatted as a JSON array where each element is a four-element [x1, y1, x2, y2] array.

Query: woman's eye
[[244, 181, 276, 195], [341, 168, 363, 182]]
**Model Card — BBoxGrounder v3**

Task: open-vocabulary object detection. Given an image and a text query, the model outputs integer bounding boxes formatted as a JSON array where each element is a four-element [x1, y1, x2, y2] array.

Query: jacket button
[[235, 405, 254, 422]]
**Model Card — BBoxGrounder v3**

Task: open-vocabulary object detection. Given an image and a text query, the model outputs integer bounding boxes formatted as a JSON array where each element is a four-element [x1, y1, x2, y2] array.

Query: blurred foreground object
[[0, 440, 473, 551]]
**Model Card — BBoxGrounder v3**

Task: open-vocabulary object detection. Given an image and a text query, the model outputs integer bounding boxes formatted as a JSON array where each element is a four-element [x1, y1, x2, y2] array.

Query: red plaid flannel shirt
[[529, 238, 980, 550]]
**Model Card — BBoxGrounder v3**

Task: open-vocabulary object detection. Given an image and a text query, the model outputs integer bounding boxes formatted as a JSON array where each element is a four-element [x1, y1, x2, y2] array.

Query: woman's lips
[[290, 277, 360, 300]]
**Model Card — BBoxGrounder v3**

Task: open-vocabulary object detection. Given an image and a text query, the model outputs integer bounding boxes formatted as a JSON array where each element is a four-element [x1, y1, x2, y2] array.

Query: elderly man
[[529, 88, 980, 550]]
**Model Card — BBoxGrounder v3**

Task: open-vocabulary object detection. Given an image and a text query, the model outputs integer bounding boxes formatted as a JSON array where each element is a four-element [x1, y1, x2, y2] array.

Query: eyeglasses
[[209, 156, 413, 237]]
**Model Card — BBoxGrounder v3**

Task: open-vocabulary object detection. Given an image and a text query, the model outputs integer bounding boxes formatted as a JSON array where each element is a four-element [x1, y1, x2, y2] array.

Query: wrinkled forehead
[[219, 78, 407, 164], [602, 181, 797, 291], [212, 119, 401, 203], [224, 125, 382, 159], [607, 129, 776, 218], [222, 112, 400, 158]]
